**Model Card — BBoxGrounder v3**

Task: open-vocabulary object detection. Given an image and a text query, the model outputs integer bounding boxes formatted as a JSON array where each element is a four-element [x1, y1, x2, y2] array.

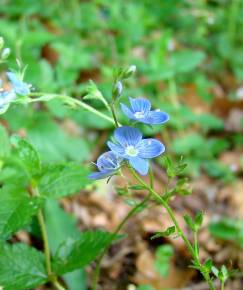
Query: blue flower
[[88, 151, 122, 180], [108, 126, 165, 175], [121, 97, 169, 125], [0, 80, 16, 114], [7, 72, 30, 96]]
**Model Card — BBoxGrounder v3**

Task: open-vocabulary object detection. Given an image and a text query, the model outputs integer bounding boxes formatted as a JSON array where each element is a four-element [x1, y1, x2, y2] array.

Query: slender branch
[[110, 102, 119, 127], [92, 193, 151, 290], [28, 92, 118, 126], [128, 167, 216, 290], [37, 210, 52, 275], [32, 185, 67, 290]]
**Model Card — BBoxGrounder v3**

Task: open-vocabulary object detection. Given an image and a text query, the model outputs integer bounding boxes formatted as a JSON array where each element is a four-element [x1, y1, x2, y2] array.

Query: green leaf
[[53, 231, 114, 275], [0, 243, 47, 290], [0, 186, 43, 240], [183, 214, 196, 232], [45, 199, 87, 290], [208, 218, 243, 247], [154, 244, 174, 277], [11, 137, 41, 177], [39, 163, 91, 198], [0, 124, 10, 159], [195, 211, 204, 230], [151, 226, 176, 240]]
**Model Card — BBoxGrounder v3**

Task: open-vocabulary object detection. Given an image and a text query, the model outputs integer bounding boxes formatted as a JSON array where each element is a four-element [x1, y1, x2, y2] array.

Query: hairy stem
[[129, 168, 215, 290], [92, 193, 151, 290], [32, 185, 67, 290], [110, 102, 119, 127], [28, 92, 118, 126], [37, 210, 52, 275]]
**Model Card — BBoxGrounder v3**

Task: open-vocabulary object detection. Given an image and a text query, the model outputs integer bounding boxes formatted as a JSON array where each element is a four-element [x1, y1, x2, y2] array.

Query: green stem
[[194, 231, 199, 260], [221, 281, 225, 290], [110, 102, 119, 127], [28, 92, 118, 126], [32, 185, 67, 290], [149, 165, 154, 189], [53, 280, 66, 290], [128, 167, 215, 290], [37, 210, 52, 275], [92, 193, 151, 290]]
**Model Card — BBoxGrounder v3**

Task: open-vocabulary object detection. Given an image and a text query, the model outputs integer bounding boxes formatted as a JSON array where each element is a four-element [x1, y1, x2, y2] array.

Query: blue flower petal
[[120, 103, 137, 120], [7, 72, 30, 96], [107, 141, 125, 156], [129, 97, 151, 113], [129, 156, 149, 175], [146, 111, 169, 124], [114, 126, 142, 146], [97, 151, 121, 170], [88, 170, 115, 180], [6, 72, 19, 85], [137, 139, 165, 159]]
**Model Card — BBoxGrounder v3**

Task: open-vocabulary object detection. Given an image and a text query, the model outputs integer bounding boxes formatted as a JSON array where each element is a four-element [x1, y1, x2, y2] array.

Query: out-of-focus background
[[0, 1, 243, 289]]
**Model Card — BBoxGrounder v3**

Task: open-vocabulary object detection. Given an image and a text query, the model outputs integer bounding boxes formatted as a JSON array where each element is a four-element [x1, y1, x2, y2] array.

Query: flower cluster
[[0, 72, 30, 113], [89, 83, 169, 179]]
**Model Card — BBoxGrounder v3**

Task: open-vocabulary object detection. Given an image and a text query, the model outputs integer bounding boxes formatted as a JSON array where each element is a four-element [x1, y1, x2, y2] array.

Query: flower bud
[[122, 65, 136, 79], [1, 48, 10, 60], [112, 81, 123, 99]]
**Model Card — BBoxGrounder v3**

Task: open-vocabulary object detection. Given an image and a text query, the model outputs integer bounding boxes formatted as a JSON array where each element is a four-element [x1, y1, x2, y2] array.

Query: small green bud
[[123, 65, 136, 79], [112, 80, 123, 99], [1, 47, 10, 60]]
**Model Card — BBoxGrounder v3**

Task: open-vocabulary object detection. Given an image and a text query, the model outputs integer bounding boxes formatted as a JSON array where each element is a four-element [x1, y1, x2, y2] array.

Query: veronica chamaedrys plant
[[121, 97, 169, 124], [88, 151, 122, 180], [107, 126, 165, 175]]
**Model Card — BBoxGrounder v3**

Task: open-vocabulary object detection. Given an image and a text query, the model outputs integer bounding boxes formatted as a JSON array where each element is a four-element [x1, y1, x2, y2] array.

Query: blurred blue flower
[[7, 72, 30, 96], [88, 151, 122, 180], [108, 126, 165, 175], [0, 80, 16, 113], [121, 97, 169, 125]]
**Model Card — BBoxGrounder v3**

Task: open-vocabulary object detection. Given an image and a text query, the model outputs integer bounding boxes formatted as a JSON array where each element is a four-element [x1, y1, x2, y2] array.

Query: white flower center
[[125, 145, 138, 157], [134, 111, 145, 119]]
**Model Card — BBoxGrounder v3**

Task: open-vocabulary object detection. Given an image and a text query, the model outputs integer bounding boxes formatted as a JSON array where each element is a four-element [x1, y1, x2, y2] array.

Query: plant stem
[[128, 167, 215, 290], [28, 92, 118, 126], [194, 231, 199, 260], [32, 185, 67, 290], [92, 193, 151, 290], [110, 102, 119, 127], [53, 280, 67, 290], [221, 281, 225, 290], [37, 210, 52, 275]]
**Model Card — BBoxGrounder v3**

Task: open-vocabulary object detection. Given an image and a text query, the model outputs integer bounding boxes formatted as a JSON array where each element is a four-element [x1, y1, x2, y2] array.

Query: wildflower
[[88, 151, 122, 180], [0, 80, 16, 114], [108, 126, 165, 175], [7, 72, 30, 96], [121, 97, 169, 125]]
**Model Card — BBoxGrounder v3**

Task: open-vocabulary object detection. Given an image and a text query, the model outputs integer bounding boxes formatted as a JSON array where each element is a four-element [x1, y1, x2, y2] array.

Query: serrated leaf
[[0, 124, 10, 159], [53, 231, 114, 275], [45, 199, 87, 290], [0, 243, 47, 290], [12, 137, 41, 177], [39, 163, 91, 198], [0, 186, 43, 240]]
